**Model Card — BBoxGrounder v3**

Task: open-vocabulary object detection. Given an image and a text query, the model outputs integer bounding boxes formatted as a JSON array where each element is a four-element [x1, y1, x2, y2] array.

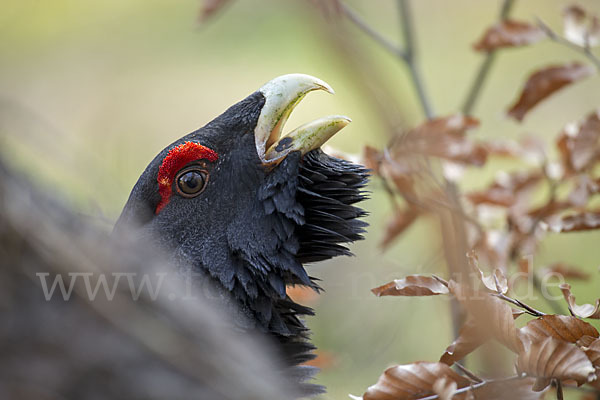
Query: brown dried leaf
[[557, 110, 600, 173], [362, 362, 471, 400], [449, 281, 522, 353], [517, 336, 596, 387], [440, 317, 488, 366], [526, 200, 572, 222], [467, 171, 543, 208], [380, 207, 419, 249], [440, 308, 526, 366], [372, 275, 449, 297], [397, 115, 487, 166], [362, 146, 383, 174], [559, 283, 600, 319], [199, 0, 232, 21], [568, 175, 600, 206], [507, 63, 594, 122], [538, 262, 591, 281], [582, 338, 600, 367], [474, 266, 508, 294], [379, 159, 417, 196], [485, 136, 547, 163], [466, 251, 508, 293], [469, 378, 546, 399], [520, 314, 599, 343], [576, 335, 598, 348], [473, 20, 545, 52], [563, 5, 600, 47], [550, 211, 600, 233], [432, 376, 458, 400], [588, 370, 600, 391], [415, 114, 480, 136]]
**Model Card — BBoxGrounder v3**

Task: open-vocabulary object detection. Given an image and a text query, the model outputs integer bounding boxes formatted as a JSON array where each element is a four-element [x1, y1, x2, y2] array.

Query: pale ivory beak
[[255, 74, 351, 165]]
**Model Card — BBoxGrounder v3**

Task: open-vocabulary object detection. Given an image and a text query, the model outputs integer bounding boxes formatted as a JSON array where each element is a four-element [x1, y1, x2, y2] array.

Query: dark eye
[[175, 167, 208, 198]]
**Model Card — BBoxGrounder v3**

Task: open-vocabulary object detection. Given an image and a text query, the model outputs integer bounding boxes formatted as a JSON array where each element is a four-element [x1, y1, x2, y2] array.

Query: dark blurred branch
[[461, 0, 515, 114], [537, 18, 600, 71], [397, 0, 434, 119], [339, 1, 434, 119], [339, 3, 407, 59]]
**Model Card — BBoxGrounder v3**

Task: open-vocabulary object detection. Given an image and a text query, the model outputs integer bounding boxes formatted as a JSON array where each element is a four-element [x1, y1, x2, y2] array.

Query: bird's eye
[[175, 167, 209, 198]]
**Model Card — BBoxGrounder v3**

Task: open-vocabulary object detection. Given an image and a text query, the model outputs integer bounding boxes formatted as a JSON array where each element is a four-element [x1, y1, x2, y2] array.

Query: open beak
[[255, 74, 351, 165]]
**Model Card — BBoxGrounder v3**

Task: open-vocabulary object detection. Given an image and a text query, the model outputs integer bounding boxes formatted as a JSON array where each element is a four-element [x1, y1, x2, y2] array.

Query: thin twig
[[454, 362, 484, 383], [338, 1, 433, 118], [555, 379, 564, 400], [397, 0, 434, 118], [532, 274, 566, 315], [461, 0, 515, 114], [493, 292, 546, 317], [339, 3, 407, 59], [537, 18, 600, 71]]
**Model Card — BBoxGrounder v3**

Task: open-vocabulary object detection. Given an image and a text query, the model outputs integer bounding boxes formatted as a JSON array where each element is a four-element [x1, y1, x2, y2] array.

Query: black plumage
[[116, 78, 369, 393]]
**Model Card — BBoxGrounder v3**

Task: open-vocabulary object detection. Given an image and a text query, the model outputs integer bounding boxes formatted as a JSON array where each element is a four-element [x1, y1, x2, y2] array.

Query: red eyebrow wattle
[[155, 141, 218, 214]]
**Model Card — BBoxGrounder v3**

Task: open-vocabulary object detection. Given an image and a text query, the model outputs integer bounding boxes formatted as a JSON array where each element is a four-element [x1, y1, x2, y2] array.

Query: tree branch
[[555, 379, 564, 400], [537, 18, 600, 71], [397, 0, 434, 119], [339, 3, 407, 59], [461, 0, 516, 114], [493, 292, 546, 317], [338, 1, 434, 119]]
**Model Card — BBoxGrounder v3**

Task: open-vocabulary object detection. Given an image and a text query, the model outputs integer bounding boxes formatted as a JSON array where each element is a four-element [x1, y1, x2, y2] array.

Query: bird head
[[115, 74, 368, 343]]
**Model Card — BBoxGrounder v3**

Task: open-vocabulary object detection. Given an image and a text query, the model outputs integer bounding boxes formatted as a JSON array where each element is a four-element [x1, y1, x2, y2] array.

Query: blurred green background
[[1, 0, 599, 398]]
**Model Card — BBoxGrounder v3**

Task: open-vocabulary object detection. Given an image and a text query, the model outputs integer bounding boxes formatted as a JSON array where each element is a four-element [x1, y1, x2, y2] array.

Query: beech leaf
[[466, 171, 543, 208], [538, 262, 591, 281], [479, 268, 508, 294], [372, 275, 449, 297], [440, 317, 488, 366], [362, 146, 383, 174], [449, 281, 522, 353], [507, 63, 594, 122], [199, 0, 232, 21], [432, 376, 458, 400], [559, 283, 600, 319], [576, 335, 598, 348], [520, 314, 599, 343], [362, 362, 471, 400], [380, 207, 419, 249], [467, 249, 508, 293], [582, 338, 600, 367], [563, 4, 600, 48], [568, 175, 600, 206], [469, 378, 545, 399], [395, 115, 487, 166], [517, 336, 596, 388], [550, 211, 600, 233], [556, 110, 600, 173], [441, 308, 525, 366], [473, 20, 545, 52]]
